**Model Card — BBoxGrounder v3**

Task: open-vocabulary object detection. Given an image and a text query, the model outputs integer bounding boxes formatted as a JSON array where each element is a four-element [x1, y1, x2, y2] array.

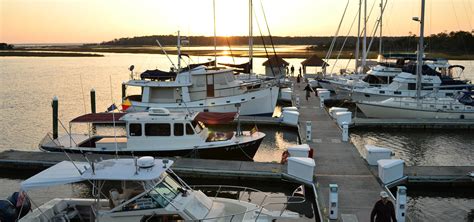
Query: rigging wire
[[225, 37, 236, 64], [366, 0, 389, 57], [324, 0, 350, 70], [259, 0, 279, 65], [331, 7, 359, 74], [254, 4, 276, 77]]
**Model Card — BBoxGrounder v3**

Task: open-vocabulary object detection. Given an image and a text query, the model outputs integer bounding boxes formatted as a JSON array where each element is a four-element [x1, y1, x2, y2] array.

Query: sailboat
[[356, 0, 474, 120]]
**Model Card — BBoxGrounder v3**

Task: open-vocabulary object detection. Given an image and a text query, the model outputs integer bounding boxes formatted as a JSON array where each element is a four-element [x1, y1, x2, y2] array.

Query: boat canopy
[[70, 113, 127, 123], [195, 112, 237, 125], [219, 61, 251, 73], [21, 159, 174, 191], [20, 161, 88, 191], [140, 69, 177, 80], [402, 64, 441, 76]]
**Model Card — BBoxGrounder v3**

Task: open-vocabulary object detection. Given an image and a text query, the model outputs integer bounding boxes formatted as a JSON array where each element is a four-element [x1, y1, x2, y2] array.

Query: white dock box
[[282, 110, 299, 127], [282, 106, 298, 112], [335, 111, 352, 126], [280, 88, 292, 102], [318, 90, 331, 100], [287, 157, 315, 182], [377, 159, 404, 184], [328, 107, 348, 118], [287, 144, 310, 157], [365, 145, 392, 165], [316, 88, 328, 95]]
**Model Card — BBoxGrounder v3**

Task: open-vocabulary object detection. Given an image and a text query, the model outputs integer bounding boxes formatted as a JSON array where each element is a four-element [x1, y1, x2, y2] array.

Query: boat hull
[[41, 137, 264, 161], [129, 86, 279, 116], [356, 102, 474, 119]]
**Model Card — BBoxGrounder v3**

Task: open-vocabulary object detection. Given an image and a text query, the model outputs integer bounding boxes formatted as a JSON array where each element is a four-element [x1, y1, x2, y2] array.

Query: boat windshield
[[191, 120, 205, 134], [119, 173, 182, 211]]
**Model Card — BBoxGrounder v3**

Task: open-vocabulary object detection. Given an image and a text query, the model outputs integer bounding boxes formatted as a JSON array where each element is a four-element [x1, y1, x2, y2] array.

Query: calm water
[[1, 52, 473, 221]]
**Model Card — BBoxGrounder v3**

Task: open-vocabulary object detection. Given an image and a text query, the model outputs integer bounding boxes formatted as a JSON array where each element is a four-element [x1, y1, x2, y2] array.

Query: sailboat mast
[[362, 0, 367, 69], [248, 0, 253, 74], [416, 0, 425, 99], [355, 0, 361, 72], [213, 0, 217, 67], [379, 0, 383, 55]]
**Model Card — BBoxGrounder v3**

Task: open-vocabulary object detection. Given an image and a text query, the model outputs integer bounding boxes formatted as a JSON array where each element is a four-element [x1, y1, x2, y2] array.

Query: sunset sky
[[0, 0, 472, 44]]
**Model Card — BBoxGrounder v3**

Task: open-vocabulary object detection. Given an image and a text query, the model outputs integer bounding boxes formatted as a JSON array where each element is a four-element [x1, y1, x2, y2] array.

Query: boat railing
[[190, 185, 305, 220]]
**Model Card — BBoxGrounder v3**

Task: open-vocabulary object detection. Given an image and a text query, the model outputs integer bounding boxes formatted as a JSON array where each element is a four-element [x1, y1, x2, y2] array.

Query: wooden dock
[[296, 93, 386, 222], [0, 150, 286, 180], [296, 90, 474, 221]]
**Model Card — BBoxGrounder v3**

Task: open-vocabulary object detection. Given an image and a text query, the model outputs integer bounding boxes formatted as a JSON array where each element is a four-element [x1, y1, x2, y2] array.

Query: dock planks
[[296, 89, 384, 222]]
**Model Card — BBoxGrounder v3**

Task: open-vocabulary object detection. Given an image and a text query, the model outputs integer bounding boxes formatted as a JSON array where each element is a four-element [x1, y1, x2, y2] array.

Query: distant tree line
[[99, 31, 473, 54], [0, 43, 14, 50]]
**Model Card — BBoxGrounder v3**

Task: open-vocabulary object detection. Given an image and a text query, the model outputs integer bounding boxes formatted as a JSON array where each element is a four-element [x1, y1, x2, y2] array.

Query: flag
[[106, 104, 117, 112], [250, 124, 259, 135], [121, 99, 132, 111]]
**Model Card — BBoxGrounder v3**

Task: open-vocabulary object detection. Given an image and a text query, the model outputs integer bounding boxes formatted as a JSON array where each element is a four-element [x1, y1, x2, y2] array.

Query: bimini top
[[21, 158, 173, 191]]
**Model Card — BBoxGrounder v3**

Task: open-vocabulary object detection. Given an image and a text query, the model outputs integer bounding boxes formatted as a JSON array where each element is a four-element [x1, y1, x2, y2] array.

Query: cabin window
[[174, 123, 184, 136], [214, 74, 227, 85], [145, 124, 171, 136], [195, 76, 206, 87], [129, 124, 142, 136], [408, 83, 416, 90], [379, 91, 385, 94], [186, 124, 195, 135], [394, 91, 402, 95]]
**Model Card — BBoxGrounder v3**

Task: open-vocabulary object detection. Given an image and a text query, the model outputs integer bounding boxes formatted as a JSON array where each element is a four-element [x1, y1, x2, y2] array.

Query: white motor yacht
[[124, 65, 279, 116], [40, 108, 265, 161], [18, 157, 303, 221]]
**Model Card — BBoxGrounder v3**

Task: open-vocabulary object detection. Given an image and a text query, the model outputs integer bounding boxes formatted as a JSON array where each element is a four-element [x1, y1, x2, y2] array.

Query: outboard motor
[[0, 199, 16, 222], [0, 191, 31, 222]]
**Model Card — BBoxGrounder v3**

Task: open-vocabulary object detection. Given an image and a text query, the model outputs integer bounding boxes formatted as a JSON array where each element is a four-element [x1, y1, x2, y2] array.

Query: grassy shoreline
[[0, 51, 104, 57], [6, 47, 474, 60]]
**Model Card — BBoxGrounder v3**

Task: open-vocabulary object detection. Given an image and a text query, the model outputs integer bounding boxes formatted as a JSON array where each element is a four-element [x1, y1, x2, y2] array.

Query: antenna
[[155, 39, 177, 71], [109, 75, 119, 159]]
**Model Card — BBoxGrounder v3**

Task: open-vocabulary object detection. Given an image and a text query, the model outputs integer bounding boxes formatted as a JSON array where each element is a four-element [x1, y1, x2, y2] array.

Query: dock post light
[[306, 121, 312, 141], [329, 184, 339, 220], [396, 186, 407, 222], [342, 123, 349, 142]]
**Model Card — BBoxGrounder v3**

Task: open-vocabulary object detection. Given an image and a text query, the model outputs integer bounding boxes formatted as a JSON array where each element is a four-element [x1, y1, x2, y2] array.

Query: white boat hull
[[351, 89, 458, 102], [130, 86, 279, 116], [357, 102, 474, 119]]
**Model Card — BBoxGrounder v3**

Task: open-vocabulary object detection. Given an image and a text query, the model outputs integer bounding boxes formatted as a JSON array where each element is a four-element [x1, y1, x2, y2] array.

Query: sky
[[0, 0, 473, 44]]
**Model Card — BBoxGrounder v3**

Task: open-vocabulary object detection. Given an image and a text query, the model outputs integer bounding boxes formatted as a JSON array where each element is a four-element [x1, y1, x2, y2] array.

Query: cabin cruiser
[[356, 90, 474, 119], [40, 108, 265, 161], [123, 65, 279, 116], [18, 157, 303, 221]]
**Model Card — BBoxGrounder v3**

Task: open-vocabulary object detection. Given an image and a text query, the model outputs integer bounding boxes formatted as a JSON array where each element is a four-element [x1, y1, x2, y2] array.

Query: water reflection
[[351, 128, 474, 166]]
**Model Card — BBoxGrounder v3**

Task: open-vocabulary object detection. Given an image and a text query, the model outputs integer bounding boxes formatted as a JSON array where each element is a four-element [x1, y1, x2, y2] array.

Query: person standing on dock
[[370, 191, 397, 222], [290, 65, 295, 75], [304, 83, 314, 101]]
